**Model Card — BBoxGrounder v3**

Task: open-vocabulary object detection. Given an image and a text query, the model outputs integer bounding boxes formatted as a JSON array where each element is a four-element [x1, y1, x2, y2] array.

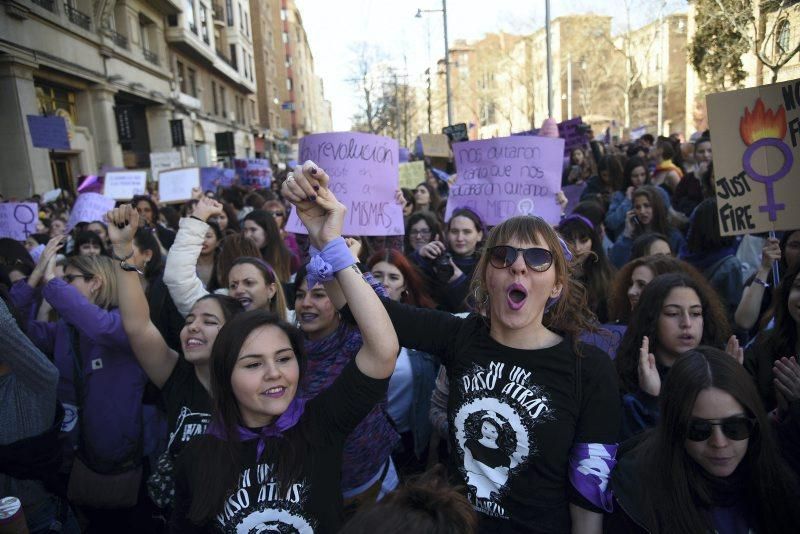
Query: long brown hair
[[632, 185, 672, 238], [469, 216, 595, 350], [367, 249, 436, 308], [243, 210, 292, 281], [186, 310, 308, 524], [608, 255, 712, 323], [638, 347, 799, 533], [616, 272, 731, 393]]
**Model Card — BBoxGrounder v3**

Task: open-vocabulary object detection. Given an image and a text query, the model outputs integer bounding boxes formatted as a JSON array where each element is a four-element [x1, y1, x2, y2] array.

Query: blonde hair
[[66, 255, 118, 309], [469, 216, 594, 348]]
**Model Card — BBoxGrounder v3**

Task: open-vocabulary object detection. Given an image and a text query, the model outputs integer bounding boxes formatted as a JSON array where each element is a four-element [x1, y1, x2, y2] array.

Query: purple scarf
[[206, 397, 307, 460]]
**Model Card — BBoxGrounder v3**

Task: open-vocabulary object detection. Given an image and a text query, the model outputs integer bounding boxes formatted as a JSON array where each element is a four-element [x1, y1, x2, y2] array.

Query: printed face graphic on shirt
[[453, 360, 552, 519], [216, 463, 314, 534]]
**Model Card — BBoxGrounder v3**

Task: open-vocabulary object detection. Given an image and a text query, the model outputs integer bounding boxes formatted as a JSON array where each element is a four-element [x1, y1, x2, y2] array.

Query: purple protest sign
[[234, 158, 272, 188], [561, 183, 587, 215], [67, 193, 116, 231], [284, 132, 404, 236], [26, 115, 70, 150], [200, 167, 236, 192], [0, 203, 39, 241], [446, 136, 565, 226], [558, 117, 588, 157]]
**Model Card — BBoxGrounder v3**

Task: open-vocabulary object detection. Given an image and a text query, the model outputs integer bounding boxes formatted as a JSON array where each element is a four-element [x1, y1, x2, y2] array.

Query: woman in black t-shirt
[[107, 204, 245, 508], [169, 161, 399, 533], [318, 208, 623, 532]]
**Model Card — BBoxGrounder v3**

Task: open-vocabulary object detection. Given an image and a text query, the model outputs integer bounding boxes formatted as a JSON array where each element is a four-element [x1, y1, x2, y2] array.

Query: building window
[[225, 0, 233, 26], [777, 19, 791, 56], [280, 8, 287, 21], [238, 2, 243, 30], [282, 32, 288, 44], [220, 86, 226, 116], [199, 4, 209, 44], [177, 60, 186, 93], [244, 11, 249, 36], [188, 68, 198, 97], [286, 78, 292, 91], [212, 80, 218, 114], [230, 44, 238, 70], [35, 81, 78, 122], [185, 0, 196, 34]]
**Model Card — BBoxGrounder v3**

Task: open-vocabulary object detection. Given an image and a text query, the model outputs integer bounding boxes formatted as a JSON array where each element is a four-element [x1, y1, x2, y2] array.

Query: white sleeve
[[163, 217, 210, 317]]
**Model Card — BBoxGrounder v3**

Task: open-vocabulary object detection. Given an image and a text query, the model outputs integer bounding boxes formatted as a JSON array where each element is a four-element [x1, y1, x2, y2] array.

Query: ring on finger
[[286, 173, 295, 182]]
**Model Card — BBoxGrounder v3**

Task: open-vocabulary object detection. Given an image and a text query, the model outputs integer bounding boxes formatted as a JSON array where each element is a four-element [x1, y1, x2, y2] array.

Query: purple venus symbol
[[741, 137, 793, 221]]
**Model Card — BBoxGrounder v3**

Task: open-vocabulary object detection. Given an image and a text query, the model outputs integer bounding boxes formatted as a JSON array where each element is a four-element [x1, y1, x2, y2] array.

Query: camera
[[432, 252, 455, 282]]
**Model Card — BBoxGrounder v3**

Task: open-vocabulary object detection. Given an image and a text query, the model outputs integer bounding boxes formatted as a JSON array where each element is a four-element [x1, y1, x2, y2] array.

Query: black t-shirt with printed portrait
[[360, 298, 621, 533], [170, 361, 389, 534], [161, 358, 213, 457]]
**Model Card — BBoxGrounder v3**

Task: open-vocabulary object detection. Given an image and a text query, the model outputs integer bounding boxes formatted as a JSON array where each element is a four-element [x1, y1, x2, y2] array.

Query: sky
[[295, 0, 688, 131]]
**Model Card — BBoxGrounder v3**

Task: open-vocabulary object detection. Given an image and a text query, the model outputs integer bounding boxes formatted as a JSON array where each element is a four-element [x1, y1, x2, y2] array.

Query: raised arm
[[163, 198, 224, 317], [735, 237, 780, 330], [106, 204, 178, 388], [283, 161, 399, 379]]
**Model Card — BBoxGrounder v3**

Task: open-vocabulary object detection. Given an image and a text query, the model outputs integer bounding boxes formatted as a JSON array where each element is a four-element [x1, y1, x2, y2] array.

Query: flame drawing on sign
[[738, 98, 792, 221], [739, 99, 787, 144]]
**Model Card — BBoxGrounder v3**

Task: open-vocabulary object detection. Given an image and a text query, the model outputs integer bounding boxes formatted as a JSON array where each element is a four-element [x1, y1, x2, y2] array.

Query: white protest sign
[[104, 170, 148, 200], [150, 151, 183, 181], [42, 188, 62, 204], [67, 193, 116, 231], [0, 203, 38, 241], [158, 167, 200, 203]]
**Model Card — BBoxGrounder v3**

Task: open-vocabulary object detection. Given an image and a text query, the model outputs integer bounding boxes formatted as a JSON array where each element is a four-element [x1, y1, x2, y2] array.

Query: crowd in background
[[1, 130, 799, 534]]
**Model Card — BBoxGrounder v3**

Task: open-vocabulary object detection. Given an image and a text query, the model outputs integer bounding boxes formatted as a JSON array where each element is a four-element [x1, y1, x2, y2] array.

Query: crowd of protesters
[[1, 130, 799, 534]]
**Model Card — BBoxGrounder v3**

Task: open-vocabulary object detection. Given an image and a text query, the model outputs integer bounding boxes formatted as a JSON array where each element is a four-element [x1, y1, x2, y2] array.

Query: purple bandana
[[568, 442, 618, 512], [306, 237, 355, 289], [206, 397, 307, 459]]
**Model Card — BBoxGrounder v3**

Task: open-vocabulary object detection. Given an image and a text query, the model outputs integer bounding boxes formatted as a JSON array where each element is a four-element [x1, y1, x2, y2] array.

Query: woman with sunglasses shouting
[[290, 168, 621, 534], [606, 347, 800, 533]]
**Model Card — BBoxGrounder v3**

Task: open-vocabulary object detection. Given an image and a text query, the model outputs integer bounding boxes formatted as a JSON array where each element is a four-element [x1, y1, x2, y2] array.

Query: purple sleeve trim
[[568, 442, 618, 512]]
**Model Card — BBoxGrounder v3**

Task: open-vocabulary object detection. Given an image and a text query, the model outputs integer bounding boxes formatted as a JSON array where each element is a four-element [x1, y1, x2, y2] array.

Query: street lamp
[[415, 1, 452, 125]]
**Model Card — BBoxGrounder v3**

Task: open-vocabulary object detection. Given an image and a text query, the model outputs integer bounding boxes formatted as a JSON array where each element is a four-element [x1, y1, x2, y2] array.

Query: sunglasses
[[64, 274, 93, 284], [686, 416, 755, 442], [489, 246, 553, 272]]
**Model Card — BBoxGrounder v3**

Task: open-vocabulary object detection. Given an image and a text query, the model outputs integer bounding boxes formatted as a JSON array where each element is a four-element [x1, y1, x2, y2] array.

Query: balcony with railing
[[107, 29, 129, 49], [212, 3, 225, 24], [31, 0, 57, 12], [143, 47, 160, 66], [63, 2, 91, 30], [215, 48, 237, 70]]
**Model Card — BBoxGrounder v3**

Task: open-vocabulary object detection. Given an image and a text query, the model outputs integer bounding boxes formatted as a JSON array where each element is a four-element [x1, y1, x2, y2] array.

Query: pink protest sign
[[67, 193, 116, 231], [285, 132, 404, 236], [234, 158, 272, 188], [446, 136, 565, 226]]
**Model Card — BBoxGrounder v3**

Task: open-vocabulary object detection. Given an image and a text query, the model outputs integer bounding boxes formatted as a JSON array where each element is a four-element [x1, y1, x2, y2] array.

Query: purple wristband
[[305, 237, 355, 288]]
